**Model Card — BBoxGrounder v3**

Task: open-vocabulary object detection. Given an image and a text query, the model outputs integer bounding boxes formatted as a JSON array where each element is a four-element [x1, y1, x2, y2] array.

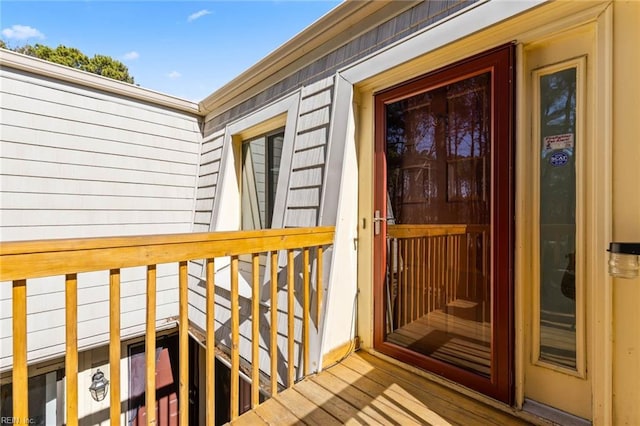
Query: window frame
[[241, 127, 285, 230], [207, 91, 300, 298]]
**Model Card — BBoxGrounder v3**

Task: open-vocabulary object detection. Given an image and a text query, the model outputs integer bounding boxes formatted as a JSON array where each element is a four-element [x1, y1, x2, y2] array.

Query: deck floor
[[230, 351, 532, 425]]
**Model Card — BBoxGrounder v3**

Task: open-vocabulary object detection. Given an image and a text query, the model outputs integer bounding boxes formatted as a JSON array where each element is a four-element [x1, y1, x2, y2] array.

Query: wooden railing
[[386, 224, 489, 329], [0, 226, 334, 425]]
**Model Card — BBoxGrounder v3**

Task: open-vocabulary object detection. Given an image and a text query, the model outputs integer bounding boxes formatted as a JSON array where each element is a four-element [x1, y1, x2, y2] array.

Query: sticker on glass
[[544, 133, 574, 150], [549, 151, 569, 167]]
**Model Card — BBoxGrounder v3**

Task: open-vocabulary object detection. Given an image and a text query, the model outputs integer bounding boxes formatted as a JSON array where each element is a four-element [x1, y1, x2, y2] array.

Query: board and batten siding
[[187, 76, 335, 383], [0, 63, 202, 370]]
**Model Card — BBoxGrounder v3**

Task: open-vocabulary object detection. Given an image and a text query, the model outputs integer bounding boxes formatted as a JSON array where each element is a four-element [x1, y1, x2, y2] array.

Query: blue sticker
[[549, 151, 569, 167]]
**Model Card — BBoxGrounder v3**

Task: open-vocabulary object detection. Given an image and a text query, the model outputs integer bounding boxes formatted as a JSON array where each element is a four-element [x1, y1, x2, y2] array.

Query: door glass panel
[[384, 73, 492, 377], [538, 67, 577, 369]]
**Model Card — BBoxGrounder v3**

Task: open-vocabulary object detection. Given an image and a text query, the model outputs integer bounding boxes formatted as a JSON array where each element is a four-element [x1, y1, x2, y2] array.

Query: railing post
[[66, 273, 78, 426], [179, 261, 189, 426], [109, 269, 121, 424], [206, 258, 216, 426], [12, 279, 28, 420], [146, 265, 157, 426]]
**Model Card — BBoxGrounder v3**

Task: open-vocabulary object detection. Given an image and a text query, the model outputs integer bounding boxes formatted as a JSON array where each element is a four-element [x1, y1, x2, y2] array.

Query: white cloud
[[167, 71, 181, 79], [1, 25, 45, 40], [187, 9, 211, 22], [122, 51, 139, 61]]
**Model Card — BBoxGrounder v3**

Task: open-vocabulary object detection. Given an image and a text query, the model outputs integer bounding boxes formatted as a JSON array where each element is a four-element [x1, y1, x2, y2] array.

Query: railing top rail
[[388, 224, 468, 238], [0, 226, 335, 282]]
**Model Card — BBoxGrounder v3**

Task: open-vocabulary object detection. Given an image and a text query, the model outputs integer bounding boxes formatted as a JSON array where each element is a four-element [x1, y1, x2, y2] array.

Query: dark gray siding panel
[[284, 78, 334, 228], [203, 0, 477, 136], [193, 134, 224, 233]]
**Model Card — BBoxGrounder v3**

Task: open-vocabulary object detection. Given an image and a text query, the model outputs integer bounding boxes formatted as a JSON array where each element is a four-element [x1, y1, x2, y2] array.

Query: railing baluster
[[179, 261, 189, 425], [303, 247, 310, 377], [230, 255, 240, 420], [410, 238, 416, 322], [66, 273, 78, 426], [270, 251, 278, 396], [427, 237, 432, 313], [287, 249, 295, 387], [206, 258, 216, 426], [316, 246, 323, 326], [109, 269, 121, 424], [251, 253, 260, 408], [390, 239, 397, 332], [146, 265, 156, 426], [12, 279, 28, 420], [417, 237, 423, 319], [402, 239, 408, 327]]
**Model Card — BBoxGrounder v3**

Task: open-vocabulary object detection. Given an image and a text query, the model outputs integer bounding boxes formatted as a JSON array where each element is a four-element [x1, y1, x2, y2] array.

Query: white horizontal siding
[[1, 69, 198, 132], [0, 66, 201, 369], [2, 125, 197, 164]]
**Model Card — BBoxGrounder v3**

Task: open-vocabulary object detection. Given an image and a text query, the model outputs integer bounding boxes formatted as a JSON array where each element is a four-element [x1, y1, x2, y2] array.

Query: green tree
[[2, 43, 134, 84], [85, 54, 134, 84]]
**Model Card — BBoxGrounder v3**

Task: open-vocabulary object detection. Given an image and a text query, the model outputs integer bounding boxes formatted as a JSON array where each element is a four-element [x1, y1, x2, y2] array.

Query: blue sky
[[1, 1, 341, 101]]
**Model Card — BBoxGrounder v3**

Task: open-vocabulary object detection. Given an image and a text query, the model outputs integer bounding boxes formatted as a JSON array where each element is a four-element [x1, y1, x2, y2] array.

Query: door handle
[[373, 210, 387, 235]]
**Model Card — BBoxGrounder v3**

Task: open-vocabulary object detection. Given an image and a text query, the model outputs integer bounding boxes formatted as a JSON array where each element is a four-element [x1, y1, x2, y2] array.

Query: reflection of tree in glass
[[385, 73, 491, 225]]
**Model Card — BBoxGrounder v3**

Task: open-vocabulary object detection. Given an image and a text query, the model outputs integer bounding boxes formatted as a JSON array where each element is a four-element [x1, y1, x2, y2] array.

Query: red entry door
[[373, 45, 515, 403]]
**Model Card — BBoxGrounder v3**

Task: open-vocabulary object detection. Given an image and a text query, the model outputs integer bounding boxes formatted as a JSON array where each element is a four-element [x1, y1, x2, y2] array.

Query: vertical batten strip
[[12, 279, 28, 420], [287, 249, 295, 387], [66, 273, 78, 426], [251, 253, 260, 408], [316, 246, 323, 326], [303, 247, 310, 377], [109, 270, 121, 424], [179, 261, 189, 426], [145, 265, 157, 426], [270, 251, 279, 395], [206, 258, 216, 426], [230, 256, 240, 420]]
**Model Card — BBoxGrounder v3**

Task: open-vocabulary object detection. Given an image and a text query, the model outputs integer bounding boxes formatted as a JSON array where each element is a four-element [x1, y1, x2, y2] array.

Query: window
[[1, 368, 64, 425], [241, 129, 284, 229]]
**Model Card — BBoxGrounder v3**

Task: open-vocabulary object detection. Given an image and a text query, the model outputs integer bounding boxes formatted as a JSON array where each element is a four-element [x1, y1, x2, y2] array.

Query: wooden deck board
[[230, 351, 532, 426], [310, 370, 423, 425], [293, 378, 382, 425], [230, 410, 269, 425], [272, 386, 344, 426], [252, 397, 304, 425], [347, 352, 518, 426]]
